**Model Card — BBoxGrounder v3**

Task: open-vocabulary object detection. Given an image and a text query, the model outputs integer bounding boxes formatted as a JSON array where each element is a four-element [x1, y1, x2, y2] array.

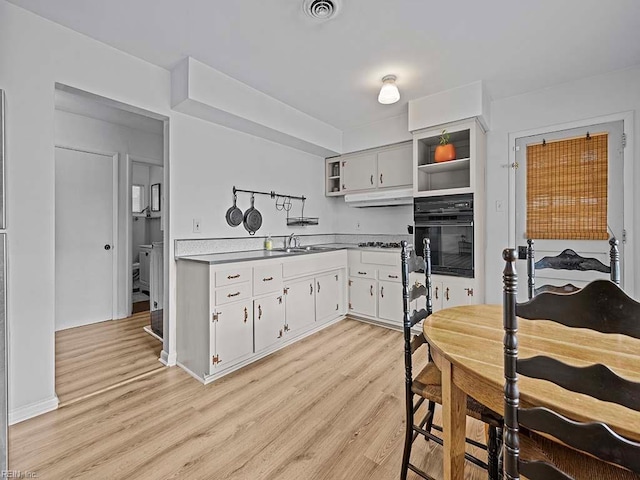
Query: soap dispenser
[[264, 234, 273, 251]]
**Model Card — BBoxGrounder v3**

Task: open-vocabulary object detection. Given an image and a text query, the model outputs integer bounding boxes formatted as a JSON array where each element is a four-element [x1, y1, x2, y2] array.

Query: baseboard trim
[[9, 395, 59, 425], [160, 349, 177, 367]]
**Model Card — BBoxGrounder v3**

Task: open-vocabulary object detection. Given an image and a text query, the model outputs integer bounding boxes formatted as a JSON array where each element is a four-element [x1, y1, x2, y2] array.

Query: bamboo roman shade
[[526, 133, 608, 240]]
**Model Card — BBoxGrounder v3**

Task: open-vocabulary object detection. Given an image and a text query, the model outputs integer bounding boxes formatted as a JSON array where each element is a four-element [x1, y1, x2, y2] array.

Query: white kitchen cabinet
[[431, 276, 475, 312], [210, 300, 253, 374], [284, 277, 317, 336], [254, 293, 285, 353], [377, 143, 413, 188], [177, 250, 348, 384], [325, 141, 412, 196], [349, 277, 377, 318], [315, 271, 343, 322], [378, 280, 403, 323], [342, 152, 377, 192]]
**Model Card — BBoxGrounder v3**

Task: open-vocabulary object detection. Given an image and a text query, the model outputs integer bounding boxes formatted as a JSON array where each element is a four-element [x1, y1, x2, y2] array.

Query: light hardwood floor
[[14, 319, 487, 479], [55, 311, 164, 406]]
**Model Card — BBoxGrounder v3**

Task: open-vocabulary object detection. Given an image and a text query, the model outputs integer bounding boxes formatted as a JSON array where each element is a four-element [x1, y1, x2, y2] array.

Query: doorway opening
[[53, 84, 169, 406]]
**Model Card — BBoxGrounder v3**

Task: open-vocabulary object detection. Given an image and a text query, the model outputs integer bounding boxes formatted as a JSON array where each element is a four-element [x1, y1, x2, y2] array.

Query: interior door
[[55, 147, 115, 330], [514, 121, 624, 300]]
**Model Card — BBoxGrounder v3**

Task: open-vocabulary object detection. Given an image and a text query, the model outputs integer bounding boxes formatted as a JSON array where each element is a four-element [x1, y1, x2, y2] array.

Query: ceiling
[[10, 0, 640, 130]]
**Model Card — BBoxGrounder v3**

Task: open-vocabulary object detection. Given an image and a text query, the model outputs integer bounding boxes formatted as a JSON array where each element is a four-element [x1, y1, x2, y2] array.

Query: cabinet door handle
[[258, 305, 262, 319], [388, 274, 398, 279], [380, 286, 384, 298], [370, 285, 374, 296], [227, 274, 241, 280], [310, 283, 314, 295], [358, 271, 367, 275], [380, 173, 383, 184], [435, 286, 439, 300], [445, 287, 450, 301], [335, 274, 339, 281], [262, 276, 273, 282], [336, 303, 339, 310], [244, 307, 248, 323], [370, 174, 374, 185], [317, 281, 321, 293], [277, 329, 283, 338], [227, 291, 241, 298], [342, 183, 346, 190], [278, 296, 283, 304]]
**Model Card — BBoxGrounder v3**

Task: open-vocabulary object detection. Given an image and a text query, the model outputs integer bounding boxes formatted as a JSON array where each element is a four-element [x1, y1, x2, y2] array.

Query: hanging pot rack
[[231, 186, 318, 227]]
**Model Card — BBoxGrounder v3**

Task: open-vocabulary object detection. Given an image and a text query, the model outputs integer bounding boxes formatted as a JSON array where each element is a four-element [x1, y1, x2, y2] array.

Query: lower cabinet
[[431, 278, 475, 312], [177, 251, 348, 384], [254, 293, 285, 353], [315, 271, 343, 322], [349, 277, 377, 317], [210, 300, 254, 374], [378, 280, 403, 323], [285, 277, 316, 335]]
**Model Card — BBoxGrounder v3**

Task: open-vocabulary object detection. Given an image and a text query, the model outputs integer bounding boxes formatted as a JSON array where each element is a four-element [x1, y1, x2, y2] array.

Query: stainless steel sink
[[272, 245, 337, 253]]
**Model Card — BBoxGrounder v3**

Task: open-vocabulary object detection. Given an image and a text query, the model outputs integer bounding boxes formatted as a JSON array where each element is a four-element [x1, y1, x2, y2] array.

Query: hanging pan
[[243, 194, 263, 235], [225, 192, 243, 227]]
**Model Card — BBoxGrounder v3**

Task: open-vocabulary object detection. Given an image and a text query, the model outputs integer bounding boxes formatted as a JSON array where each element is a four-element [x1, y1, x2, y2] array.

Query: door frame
[[125, 154, 164, 316], [507, 111, 635, 294], [54, 144, 120, 323]]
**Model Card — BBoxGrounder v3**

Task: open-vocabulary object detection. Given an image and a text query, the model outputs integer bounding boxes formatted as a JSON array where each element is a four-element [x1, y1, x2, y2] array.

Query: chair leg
[[487, 425, 501, 480], [401, 391, 414, 480], [424, 400, 435, 442]]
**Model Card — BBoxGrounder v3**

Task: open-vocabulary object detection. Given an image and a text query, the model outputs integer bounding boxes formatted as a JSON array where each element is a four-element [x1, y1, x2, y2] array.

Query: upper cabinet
[[325, 141, 412, 196], [413, 119, 485, 198]]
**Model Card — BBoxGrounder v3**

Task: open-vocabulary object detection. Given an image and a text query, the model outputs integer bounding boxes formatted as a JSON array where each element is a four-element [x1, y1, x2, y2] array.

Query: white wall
[[342, 114, 412, 154], [56, 110, 163, 318], [0, 1, 406, 421], [485, 65, 640, 303]]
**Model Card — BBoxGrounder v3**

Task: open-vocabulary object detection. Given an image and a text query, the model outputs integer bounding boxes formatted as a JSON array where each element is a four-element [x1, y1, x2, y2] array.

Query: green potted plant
[[435, 129, 456, 163]]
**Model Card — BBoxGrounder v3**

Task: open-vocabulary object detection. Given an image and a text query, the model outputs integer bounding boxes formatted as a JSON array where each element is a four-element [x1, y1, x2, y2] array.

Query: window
[[132, 184, 145, 213], [526, 133, 608, 240]]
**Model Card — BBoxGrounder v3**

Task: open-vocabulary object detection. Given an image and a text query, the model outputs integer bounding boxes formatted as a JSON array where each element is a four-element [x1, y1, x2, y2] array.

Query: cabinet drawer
[[215, 283, 252, 305], [360, 250, 399, 266], [378, 268, 401, 282], [349, 266, 376, 279], [253, 264, 283, 296], [215, 266, 252, 287], [283, 251, 345, 278]]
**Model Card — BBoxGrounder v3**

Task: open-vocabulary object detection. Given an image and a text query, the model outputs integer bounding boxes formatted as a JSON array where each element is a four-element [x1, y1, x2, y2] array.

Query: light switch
[[193, 218, 201, 233]]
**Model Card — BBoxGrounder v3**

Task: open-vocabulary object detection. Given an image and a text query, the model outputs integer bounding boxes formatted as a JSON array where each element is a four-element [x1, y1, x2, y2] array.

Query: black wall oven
[[414, 194, 474, 278]]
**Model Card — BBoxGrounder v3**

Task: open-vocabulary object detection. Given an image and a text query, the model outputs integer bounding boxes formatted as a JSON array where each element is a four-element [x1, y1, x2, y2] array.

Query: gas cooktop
[[357, 242, 402, 249]]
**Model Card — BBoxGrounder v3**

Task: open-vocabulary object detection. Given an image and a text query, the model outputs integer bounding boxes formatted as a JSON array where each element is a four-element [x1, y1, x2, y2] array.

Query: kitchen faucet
[[287, 233, 300, 249]]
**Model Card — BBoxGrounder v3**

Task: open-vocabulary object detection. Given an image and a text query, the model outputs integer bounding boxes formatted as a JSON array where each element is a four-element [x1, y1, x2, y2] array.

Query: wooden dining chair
[[503, 248, 640, 480], [400, 239, 502, 480], [525, 237, 620, 299]]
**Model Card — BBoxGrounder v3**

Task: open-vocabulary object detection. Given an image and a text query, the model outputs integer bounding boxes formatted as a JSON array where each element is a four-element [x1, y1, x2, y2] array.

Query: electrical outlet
[[356, 222, 361, 230], [193, 218, 201, 233]]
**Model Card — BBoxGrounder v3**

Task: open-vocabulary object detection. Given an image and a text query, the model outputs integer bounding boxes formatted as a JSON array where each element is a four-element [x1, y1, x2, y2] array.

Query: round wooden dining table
[[423, 304, 640, 480]]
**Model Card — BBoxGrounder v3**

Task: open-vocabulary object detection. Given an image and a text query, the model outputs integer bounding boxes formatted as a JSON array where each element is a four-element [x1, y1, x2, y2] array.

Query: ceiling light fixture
[[378, 75, 400, 104]]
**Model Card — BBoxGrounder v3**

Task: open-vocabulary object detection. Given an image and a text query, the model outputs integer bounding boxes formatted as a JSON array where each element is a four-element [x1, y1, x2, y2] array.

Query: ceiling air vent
[[304, 0, 340, 20]]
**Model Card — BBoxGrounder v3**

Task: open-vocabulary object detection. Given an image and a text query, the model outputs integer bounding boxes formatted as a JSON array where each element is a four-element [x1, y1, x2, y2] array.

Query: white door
[[378, 280, 403, 324], [514, 121, 625, 300], [211, 300, 253, 373], [342, 153, 377, 192], [254, 294, 284, 352], [315, 272, 341, 322], [377, 144, 413, 188], [284, 278, 316, 335], [348, 277, 377, 317], [55, 147, 116, 330]]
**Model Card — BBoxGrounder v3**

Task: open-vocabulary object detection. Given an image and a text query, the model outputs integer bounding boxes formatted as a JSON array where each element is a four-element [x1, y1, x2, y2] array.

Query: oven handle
[[415, 222, 474, 227]]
